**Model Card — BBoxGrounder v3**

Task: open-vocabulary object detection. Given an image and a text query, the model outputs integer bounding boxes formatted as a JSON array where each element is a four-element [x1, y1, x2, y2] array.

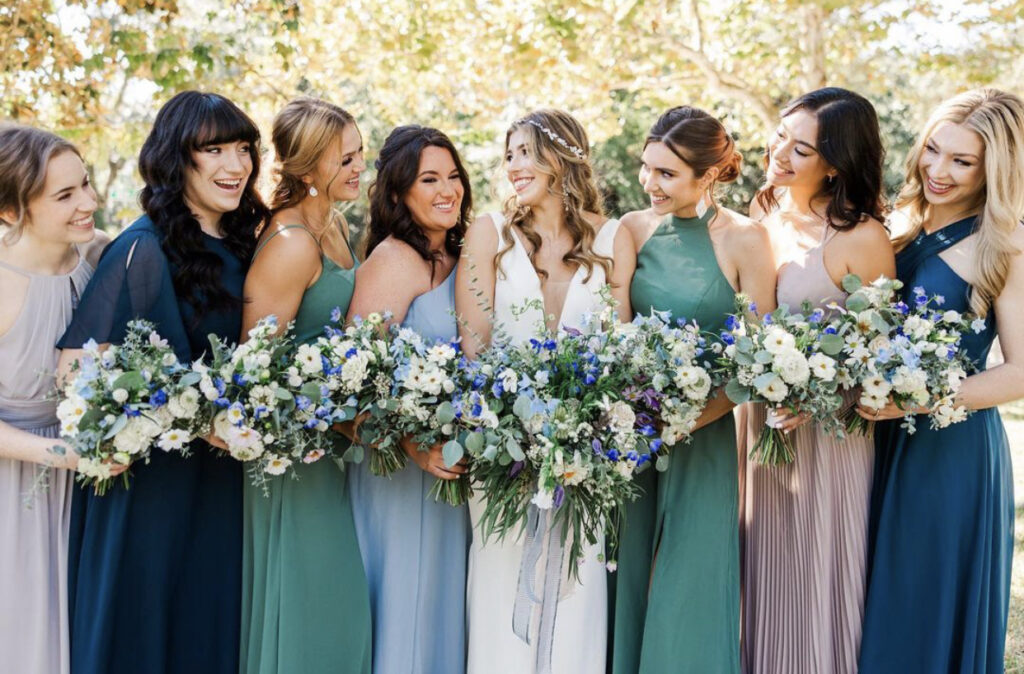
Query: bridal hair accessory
[[308, 185, 319, 197], [526, 120, 586, 160]]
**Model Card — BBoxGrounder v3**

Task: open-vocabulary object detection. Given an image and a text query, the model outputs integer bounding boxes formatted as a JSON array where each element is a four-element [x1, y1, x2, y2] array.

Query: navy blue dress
[[58, 216, 245, 674], [859, 216, 1014, 673]]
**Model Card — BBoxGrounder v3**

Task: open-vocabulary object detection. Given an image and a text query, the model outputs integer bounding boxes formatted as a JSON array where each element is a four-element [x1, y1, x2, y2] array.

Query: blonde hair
[[0, 123, 81, 244], [496, 109, 611, 282], [893, 88, 1024, 316], [269, 97, 355, 215]]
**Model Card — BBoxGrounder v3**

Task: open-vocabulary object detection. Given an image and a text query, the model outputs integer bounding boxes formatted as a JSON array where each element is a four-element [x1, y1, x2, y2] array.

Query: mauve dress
[[0, 251, 91, 674], [739, 227, 875, 674]]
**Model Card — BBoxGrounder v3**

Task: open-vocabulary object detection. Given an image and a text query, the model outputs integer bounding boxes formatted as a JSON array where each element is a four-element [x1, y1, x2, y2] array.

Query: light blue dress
[[348, 268, 470, 674]]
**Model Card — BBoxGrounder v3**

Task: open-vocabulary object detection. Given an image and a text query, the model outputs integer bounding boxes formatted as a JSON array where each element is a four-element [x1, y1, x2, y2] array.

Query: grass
[[1007, 399, 1024, 672]]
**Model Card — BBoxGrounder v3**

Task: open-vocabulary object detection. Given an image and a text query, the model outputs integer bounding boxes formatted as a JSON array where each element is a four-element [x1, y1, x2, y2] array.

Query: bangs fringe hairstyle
[[138, 91, 268, 320], [269, 96, 355, 214], [0, 123, 82, 245], [365, 125, 471, 280], [755, 87, 886, 231], [498, 109, 609, 282], [893, 87, 1024, 317], [645, 105, 743, 207]]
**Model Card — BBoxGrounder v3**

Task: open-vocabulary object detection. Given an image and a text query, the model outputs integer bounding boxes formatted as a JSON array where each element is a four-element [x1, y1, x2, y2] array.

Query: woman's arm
[[608, 222, 636, 321], [0, 420, 76, 469], [241, 228, 321, 337], [455, 215, 499, 359], [733, 219, 778, 315], [345, 239, 425, 326], [841, 218, 896, 284]]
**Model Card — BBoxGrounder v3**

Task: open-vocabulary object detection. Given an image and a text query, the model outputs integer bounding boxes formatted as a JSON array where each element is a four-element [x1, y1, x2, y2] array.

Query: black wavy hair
[[756, 87, 886, 230], [365, 125, 471, 279], [138, 91, 269, 320]]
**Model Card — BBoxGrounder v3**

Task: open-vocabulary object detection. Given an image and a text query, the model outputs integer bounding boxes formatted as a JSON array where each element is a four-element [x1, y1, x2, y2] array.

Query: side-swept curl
[[755, 87, 886, 231], [497, 109, 610, 282], [139, 91, 268, 320], [365, 125, 471, 280]]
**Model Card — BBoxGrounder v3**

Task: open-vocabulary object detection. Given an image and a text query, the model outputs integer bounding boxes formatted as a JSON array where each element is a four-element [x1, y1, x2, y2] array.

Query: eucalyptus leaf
[[442, 440, 464, 467], [512, 394, 532, 420], [819, 333, 845, 356], [112, 371, 146, 391], [655, 454, 670, 472], [505, 436, 525, 461], [754, 350, 774, 364], [846, 293, 869, 313], [724, 379, 751, 404], [841, 273, 863, 293], [465, 432, 485, 452], [102, 413, 129, 440], [436, 401, 456, 424], [178, 371, 201, 386]]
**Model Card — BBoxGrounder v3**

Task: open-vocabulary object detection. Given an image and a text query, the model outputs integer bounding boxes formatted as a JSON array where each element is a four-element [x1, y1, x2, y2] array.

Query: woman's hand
[[203, 431, 228, 451], [766, 407, 812, 433], [331, 412, 369, 444], [855, 398, 928, 421], [400, 436, 467, 481]]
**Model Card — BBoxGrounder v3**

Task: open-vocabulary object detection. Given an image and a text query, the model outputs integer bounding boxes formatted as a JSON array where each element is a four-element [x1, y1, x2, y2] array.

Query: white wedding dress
[[466, 212, 619, 674]]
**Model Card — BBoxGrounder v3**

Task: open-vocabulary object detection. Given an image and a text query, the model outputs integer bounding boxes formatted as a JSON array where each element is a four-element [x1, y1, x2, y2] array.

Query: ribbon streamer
[[512, 504, 566, 674]]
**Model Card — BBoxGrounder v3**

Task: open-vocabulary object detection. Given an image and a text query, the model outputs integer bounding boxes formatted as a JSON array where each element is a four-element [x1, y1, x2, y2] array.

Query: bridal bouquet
[[617, 312, 717, 469], [833, 276, 976, 434], [57, 320, 203, 494], [200, 316, 352, 486], [719, 297, 846, 465], [469, 305, 652, 573]]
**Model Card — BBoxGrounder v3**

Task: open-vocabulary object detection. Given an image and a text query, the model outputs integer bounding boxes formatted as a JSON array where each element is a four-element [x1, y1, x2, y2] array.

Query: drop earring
[[309, 185, 319, 197], [695, 193, 709, 218]]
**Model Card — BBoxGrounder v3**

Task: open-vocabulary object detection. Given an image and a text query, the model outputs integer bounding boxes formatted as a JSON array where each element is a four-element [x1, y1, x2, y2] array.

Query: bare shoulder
[[357, 236, 430, 295], [747, 197, 767, 222], [620, 208, 660, 249], [465, 213, 500, 248], [254, 222, 321, 266], [82, 228, 112, 268], [842, 216, 894, 253], [720, 208, 771, 247]]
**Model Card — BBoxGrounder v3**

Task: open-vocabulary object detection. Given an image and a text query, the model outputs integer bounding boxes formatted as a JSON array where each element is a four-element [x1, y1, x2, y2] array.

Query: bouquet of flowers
[[832, 275, 976, 434], [617, 311, 718, 470], [198, 316, 355, 487], [719, 297, 846, 465], [57, 320, 203, 494], [355, 323, 479, 505], [468, 304, 655, 573]]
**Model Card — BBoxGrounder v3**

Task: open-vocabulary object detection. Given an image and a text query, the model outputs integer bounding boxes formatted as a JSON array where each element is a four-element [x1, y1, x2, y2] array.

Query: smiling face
[[638, 141, 707, 217], [505, 128, 558, 208], [22, 150, 98, 245], [310, 123, 366, 203], [403, 145, 464, 239], [766, 108, 834, 191], [183, 139, 254, 230], [917, 121, 985, 211]]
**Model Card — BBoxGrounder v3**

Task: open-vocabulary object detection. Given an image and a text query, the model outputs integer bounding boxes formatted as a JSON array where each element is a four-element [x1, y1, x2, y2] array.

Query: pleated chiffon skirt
[[739, 401, 874, 674]]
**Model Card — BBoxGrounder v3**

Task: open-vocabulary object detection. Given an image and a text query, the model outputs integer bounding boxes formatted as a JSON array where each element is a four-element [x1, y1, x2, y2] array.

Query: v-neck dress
[[240, 226, 372, 674], [465, 212, 619, 674]]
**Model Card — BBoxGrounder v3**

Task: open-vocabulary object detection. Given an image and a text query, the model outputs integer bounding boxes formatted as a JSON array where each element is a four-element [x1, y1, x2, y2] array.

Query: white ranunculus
[[774, 349, 810, 386], [763, 326, 796, 354], [756, 374, 789, 403]]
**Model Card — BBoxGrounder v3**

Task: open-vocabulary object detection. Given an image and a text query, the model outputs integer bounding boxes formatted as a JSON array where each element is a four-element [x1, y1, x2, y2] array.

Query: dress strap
[[896, 216, 976, 281], [0, 256, 30, 277], [252, 224, 322, 262]]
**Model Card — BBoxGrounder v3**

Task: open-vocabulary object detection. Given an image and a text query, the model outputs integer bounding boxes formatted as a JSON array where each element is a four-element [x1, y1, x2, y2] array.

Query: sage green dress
[[611, 209, 739, 673], [240, 226, 372, 674]]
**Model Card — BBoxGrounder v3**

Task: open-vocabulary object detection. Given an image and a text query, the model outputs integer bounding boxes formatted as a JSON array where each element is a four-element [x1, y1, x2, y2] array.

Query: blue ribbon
[[512, 504, 566, 674]]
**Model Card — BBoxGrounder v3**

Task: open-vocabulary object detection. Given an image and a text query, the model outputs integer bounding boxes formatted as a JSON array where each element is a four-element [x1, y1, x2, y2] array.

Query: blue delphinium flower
[[149, 389, 168, 407]]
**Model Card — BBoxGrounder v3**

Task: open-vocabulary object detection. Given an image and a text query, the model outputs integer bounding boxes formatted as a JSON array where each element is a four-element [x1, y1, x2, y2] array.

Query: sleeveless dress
[[859, 216, 1012, 673], [0, 250, 91, 674], [240, 225, 372, 674], [465, 213, 619, 674], [348, 267, 470, 674], [739, 225, 875, 674], [610, 208, 740, 674], [58, 215, 245, 674]]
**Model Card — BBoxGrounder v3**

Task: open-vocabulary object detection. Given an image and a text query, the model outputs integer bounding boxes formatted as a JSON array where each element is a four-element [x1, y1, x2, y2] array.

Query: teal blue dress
[[347, 268, 470, 674], [859, 216, 1013, 673], [59, 215, 244, 674], [611, 209, 740, 673], [240, 227, 372, 674]]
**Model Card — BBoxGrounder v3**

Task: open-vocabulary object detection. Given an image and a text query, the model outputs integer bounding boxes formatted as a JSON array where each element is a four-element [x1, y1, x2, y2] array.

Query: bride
[[455, 109, 635, 673]]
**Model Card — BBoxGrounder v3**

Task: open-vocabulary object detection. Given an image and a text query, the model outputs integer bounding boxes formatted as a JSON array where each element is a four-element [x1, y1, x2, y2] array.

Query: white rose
[[773, 349, 810, 386]]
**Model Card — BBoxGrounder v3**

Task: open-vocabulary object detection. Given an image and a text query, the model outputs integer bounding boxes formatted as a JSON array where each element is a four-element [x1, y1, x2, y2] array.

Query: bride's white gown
[[466, 213, 620, 674]]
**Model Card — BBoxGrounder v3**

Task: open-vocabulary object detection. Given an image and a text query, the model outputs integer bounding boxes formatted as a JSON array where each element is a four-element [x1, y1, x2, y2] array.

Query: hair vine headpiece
[[525, 119, 586, 160]]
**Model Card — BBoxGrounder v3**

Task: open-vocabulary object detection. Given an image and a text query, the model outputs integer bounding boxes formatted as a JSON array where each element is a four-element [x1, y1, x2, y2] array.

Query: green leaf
[[754, 350, 774, 364], [102, 413, 128, 440], [736, 335, 755, 353], [178, 371, 201, 386], [343, 444, 364, 464], [752, 372, 779, 390], [465, 431, 485, 453], [436, 401, 456, 424], [505, 436, 525, 461], [655, 454, 670, 472], [819, 333, 845, 356], [483, 444, 498, 461], [725, 379, 751, 404], [112, 371, 146, 390], [442, 440, 464, 467], [845, 293, 869, 313], [275, 387, 293, 400], [841, 274, 863, 293], [300, 382, 321, 399], [513, 394, 532, 419], [870, 314, 891, 334]]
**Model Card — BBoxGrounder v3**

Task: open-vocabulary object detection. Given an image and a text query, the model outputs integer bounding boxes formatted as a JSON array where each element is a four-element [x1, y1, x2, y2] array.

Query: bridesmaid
[[346, 125, 471, 674], [57, 91, 268, 674], [0, 124, 110, 674], [610, 107, 777, 674], [457, 109, 635, 673], [857, 89, 1024, 673], [739, 88, 895, 674], [240, 97, 372, 674]]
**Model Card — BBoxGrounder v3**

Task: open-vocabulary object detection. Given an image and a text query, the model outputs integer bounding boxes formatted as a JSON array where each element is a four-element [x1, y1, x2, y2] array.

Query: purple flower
[[591, 438, 603, 454], [553, 485, 565, 508], [725, 315, 740, 332], [606, 449, 620, 462], [509, 461, 525, 478], [720, 332, 735, 345], [330, 306, 342, 323], [149, 389, 168, 407], [895, 301, 910, 315], [650, 438, 664, 453]]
